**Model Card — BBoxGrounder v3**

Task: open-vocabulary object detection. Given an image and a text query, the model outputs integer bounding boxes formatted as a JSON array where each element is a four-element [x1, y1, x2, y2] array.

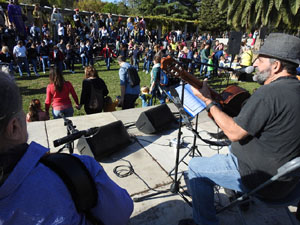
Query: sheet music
[[175, 84, 206, 117]]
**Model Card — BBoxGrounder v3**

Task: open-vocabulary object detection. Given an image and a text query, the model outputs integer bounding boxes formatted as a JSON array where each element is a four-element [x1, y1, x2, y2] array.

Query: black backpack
[[40, 153, 104, 225], [127, 66, 140, 87]]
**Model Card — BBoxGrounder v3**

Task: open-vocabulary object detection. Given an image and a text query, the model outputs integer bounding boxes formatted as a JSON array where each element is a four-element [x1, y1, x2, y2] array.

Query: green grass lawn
[[15, 60, 260, 118]]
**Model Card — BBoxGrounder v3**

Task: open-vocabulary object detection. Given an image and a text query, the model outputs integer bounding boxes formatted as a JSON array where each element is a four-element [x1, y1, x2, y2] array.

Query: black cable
[[113, 159, 160, 192]]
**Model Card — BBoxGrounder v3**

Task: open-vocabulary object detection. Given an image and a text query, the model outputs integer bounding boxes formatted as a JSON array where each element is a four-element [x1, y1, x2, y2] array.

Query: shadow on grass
[[19, 86, 46, 96], [96, 68, 119, 72]]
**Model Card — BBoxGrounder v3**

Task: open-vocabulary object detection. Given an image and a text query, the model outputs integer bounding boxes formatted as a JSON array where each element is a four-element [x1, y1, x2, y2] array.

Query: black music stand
[[133, 81, 193, 206], [167, 85, 202, 176]]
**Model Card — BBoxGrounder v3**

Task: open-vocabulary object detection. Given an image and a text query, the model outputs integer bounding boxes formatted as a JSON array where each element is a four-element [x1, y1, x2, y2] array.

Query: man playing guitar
[[179, 33, 300, 225]]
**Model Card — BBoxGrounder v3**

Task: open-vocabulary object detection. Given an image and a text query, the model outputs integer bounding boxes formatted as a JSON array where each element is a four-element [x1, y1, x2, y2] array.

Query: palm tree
[[217, 0, 300, 30]]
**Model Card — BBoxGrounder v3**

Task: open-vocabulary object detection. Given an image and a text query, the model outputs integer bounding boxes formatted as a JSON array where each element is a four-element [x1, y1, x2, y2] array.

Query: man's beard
[[253, 68, 271, 85]]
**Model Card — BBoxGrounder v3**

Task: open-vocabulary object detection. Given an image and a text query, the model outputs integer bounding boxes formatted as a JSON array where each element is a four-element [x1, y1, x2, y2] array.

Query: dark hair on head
[[0, 73, 22, 135], [49, 67, 65, 92], [28, 99, 41, 122], [269, 58, 298, 75], [85, 66, 99, 79]]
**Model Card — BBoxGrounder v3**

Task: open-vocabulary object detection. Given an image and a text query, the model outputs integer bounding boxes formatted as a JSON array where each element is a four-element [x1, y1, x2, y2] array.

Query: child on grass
[[139, 86, 152, 107], [103, 96, 120, 112], [26, 99, 49, 122]]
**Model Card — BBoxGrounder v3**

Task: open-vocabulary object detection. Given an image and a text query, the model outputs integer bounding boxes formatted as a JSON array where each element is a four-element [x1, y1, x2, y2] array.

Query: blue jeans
[[41, 56, 50, 73], [30, 58, 39, 75], [105, 57, 110, 70], [199, 59, 208, 75], [188, 151, 248, 225], [146, 60, 151, 73], [133, 58, 139, 71], [16, 57, 31, 76], [52, 107, 74, 119], [81, 56, 88, 67]]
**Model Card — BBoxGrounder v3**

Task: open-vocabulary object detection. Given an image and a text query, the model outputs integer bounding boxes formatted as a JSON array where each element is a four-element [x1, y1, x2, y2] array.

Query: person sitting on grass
[[103, 96, 120, 112], [26, 99, 49, 122]]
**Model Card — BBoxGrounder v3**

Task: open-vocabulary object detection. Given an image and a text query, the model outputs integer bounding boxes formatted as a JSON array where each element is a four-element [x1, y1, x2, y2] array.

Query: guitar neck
[[179, 70, 221, 101]]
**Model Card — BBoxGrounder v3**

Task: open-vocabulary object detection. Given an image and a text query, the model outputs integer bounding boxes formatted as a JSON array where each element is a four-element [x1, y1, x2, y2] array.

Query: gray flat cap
[[256, 33, 300, 65]]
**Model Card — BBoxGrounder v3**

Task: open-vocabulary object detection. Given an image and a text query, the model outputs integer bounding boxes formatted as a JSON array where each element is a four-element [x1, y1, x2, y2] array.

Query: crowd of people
[[0, 0, 241, 121], [1, 1, 300, 224]]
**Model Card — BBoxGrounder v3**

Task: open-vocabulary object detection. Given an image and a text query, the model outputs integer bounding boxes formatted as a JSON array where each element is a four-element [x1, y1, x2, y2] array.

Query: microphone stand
[[53, 114, 99, 154], [57, 113, 78, 154]]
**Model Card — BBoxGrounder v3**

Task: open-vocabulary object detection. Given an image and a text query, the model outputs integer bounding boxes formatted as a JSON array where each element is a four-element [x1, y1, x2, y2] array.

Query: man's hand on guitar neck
[[191, 81, 248, 142], [191, 79, 212, 105]]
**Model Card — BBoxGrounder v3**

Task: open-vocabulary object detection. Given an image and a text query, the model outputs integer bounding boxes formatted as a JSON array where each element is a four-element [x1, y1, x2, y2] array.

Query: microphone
[[253, 75, 258, 82], [232, 66, 254, 74], [53, 127, 99, 147]]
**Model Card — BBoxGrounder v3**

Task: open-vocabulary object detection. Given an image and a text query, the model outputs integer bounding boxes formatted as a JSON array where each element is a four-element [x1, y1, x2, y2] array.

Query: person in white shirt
[[13, 40, 31, 77], [57, 23, 64, 42]]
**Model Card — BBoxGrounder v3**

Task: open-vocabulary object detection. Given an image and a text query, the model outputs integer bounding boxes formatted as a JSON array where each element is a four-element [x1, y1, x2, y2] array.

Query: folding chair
[[217, 157, 300, 225]]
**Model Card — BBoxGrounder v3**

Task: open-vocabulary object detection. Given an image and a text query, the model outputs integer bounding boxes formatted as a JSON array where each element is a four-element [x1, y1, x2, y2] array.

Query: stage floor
[[27, 104, 299, 225]]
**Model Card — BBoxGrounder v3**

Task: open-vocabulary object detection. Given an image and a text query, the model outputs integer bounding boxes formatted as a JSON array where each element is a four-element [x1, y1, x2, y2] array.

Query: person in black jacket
[[38, 41, 50, 74], [65, 43, 76, 73], [79, 65, 108, 114], [27, 43, 40, 76]]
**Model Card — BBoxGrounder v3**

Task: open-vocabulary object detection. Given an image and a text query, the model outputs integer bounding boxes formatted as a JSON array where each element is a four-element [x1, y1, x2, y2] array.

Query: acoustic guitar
[[161, 56, 251, 117]]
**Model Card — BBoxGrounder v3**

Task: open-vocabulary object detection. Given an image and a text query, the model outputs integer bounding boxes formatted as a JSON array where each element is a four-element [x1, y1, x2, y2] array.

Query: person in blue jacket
[[0, 72, 134, 225]]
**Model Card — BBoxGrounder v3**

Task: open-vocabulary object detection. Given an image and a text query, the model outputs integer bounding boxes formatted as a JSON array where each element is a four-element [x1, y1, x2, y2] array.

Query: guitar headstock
[[161, 56, 185, 79]]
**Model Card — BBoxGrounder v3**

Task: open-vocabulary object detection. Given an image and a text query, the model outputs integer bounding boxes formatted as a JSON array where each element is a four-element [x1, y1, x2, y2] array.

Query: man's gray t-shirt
[[231, 77, 300, 199]]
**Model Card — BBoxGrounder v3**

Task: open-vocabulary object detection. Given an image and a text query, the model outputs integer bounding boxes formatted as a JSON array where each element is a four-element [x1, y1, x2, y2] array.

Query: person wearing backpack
[[0, 72, 134, 225], [78, 66, 109, 114], [117, 55, 140, 110], [149, 55, 166, 105]]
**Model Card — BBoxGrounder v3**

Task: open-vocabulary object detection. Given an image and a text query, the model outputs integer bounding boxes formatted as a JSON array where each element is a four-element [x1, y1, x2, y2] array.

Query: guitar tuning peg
[[179, 67, 183, 71], [171, 69, 175, 73], [175, 64, 179, 68], [175, 72, 179, 76]]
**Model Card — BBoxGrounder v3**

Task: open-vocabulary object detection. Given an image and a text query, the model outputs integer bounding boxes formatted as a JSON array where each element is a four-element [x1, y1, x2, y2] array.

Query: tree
[[102, 3, 119, 14], [217, 0, 300, 30], [136, 0, 199, 20], [197, 0, 229, 32], [74, 0, 105, 13]]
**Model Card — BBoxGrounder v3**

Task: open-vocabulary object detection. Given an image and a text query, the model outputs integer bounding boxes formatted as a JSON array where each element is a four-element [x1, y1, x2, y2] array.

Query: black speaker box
[[86, 120, 131, 161], [227, 31, 243, 55], [136, 104, 176, 134], [260, 27, 268, 40]]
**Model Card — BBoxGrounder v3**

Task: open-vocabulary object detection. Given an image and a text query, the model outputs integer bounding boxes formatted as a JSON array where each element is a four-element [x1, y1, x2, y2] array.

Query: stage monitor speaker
[[136, 104, 176, 134], [84, 120, 131, 161], [227, 31, 243, 55], [260, 27, 268, 40]]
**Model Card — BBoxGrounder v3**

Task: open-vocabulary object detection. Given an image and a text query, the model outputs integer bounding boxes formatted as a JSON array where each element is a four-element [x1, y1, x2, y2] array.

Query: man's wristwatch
[[206, 101, 218, 113]]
